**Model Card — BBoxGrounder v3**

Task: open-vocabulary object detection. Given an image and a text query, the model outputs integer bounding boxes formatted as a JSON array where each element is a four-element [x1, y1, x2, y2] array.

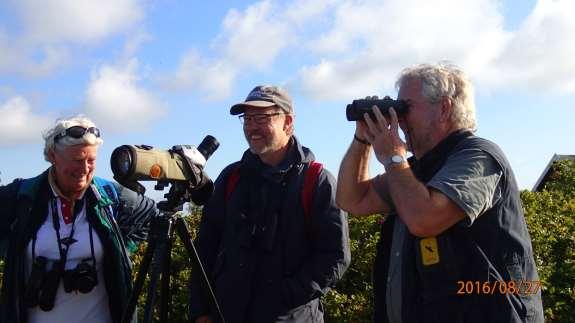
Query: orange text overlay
[[456, 280, 541, 296]]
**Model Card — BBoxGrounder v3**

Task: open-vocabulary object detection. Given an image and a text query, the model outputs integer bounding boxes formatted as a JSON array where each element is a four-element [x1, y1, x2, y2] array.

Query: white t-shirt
[[26, 196, 113, 323]]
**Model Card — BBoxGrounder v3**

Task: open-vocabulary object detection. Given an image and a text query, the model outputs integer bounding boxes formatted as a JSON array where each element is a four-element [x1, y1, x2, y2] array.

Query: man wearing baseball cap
[[190, 85, 350, 323]]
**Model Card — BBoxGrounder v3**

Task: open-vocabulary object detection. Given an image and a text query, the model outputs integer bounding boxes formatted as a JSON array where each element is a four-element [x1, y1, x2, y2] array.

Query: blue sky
[[0, 0, 573, 200]]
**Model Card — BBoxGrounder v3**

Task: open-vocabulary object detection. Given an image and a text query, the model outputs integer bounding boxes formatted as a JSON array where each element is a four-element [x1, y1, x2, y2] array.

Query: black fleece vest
[[374, 130, 543, 323]]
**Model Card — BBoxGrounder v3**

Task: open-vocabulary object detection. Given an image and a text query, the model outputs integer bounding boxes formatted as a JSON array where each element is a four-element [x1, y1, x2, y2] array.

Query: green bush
[[323, 215, 381, 322], [2, 160, 573, 322], [134, 160, 573, 322], [521, 160, 575, 322]]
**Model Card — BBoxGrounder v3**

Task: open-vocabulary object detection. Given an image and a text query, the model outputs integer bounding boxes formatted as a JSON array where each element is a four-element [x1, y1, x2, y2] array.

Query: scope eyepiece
[[197, 135, 219, 161]]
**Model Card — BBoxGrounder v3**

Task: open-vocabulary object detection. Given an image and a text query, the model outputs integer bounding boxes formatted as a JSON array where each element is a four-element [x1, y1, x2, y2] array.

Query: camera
[[37, 260, 64, 311], [346, 97, 409, 121], [110, 135, 219, 201], [63, 259, 98, 294], [24, 256, 48, 308]]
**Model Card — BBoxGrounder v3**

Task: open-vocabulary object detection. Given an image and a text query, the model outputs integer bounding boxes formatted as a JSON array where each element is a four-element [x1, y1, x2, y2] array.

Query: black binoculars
[[346, 97, 409, 121], [24, 256, 98, 312], [24, 257, 64, 311]]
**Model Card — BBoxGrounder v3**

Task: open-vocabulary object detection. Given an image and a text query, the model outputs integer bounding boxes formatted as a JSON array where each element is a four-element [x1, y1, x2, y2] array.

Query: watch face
[[391, 155, 404, 163]]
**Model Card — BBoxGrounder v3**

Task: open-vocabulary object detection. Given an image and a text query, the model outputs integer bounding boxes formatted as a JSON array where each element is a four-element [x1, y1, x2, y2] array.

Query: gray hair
[[395, 63, 477, 131], [43, 115, 103, 162]]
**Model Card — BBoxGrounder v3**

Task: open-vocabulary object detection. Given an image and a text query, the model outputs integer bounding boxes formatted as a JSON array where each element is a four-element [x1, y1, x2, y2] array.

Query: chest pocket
[[415, 233, 463, 298]]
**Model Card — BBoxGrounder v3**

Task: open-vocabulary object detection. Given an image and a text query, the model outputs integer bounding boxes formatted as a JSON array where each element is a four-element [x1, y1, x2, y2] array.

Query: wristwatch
[[383, 154, 407, 169]]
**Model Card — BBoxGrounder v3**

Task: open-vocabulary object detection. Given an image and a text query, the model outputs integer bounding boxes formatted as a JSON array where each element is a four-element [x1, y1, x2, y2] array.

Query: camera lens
[[63, 260, 98, 294], [74, 262, 98, 294]]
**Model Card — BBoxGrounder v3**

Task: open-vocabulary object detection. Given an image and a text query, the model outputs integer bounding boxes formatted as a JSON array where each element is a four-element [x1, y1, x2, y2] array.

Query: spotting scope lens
[[110, 145, 136, 179]]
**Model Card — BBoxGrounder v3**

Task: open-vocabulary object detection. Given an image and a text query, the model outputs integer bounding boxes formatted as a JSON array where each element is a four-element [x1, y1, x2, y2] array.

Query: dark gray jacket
[[190, 137, 351, 323]]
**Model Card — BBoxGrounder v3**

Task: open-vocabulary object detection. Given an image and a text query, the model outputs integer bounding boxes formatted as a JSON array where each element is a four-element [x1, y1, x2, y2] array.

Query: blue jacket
[[0, 170, 158, 323], [190, 137, 351, 323]]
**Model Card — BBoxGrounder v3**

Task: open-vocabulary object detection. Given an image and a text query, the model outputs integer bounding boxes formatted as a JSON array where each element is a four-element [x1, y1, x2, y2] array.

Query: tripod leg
[[122, 239, 156, 323], [142, 240, 167, 323], [159, 224, 174, 322], [174, 217, 226, 323]]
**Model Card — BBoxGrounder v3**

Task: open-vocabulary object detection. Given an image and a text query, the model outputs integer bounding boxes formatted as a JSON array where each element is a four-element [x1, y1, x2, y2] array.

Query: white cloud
[[476, 0, 575, 94], [0, 96, 53, 146], [168, 0, 575, 101], [164, 50, 236, 100], [219, 1, 294, 68], [121, 30, 152, 60], [0, 30, 70, 77], [0, 0, 143, 77], [285, 0, 337, 26], [297, 0, 507, 99], [84, 60, 165, 131], [298, 0, 575, 98], [15, 0, 143, 43], [166, 0, 318, 98]]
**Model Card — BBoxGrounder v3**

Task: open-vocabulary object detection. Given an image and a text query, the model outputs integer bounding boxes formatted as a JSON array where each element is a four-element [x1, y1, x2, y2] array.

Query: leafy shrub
[[2, 160, 573, 322], [521, 160, 575, 322], [323, 214, 381, 322]]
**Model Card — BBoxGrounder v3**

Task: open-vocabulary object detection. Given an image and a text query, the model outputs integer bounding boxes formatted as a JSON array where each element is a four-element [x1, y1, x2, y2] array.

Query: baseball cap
[[230, 85, 293, 115]]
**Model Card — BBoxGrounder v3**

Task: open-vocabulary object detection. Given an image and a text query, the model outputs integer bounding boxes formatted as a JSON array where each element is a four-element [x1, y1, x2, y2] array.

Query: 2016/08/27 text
[[456, 280, 541, 296]]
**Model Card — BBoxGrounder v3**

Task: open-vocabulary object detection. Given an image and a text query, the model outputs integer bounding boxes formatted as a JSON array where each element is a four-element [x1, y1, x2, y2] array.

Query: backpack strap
[[225, 165, 241, 202], [92, 177, 120, 209], [301, 161, 323, 220], [301, 161, 323, 236]]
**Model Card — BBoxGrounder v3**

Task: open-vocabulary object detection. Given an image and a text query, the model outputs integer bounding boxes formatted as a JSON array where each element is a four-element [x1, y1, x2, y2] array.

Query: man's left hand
[[362, 106, 407, 168]]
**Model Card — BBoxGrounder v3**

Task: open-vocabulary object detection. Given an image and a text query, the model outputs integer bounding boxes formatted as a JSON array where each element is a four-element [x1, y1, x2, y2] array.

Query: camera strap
[[40, 198, 97, 268]]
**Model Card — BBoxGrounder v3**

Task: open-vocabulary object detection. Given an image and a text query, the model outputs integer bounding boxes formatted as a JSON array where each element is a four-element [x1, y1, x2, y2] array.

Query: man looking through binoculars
[[336, 63, 543, 323], [190, 85, 351, 323]]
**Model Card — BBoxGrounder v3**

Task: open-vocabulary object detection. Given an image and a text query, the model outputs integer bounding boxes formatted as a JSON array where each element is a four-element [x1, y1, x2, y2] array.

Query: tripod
[[121, 183, 225, 323]]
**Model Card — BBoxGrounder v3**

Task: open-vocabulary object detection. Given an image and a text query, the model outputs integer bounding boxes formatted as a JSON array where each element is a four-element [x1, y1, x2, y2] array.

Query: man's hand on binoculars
[[363, 105, 407, 168]]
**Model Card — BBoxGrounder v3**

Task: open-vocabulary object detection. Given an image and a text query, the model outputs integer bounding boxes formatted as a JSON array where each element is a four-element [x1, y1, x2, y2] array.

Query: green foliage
[[323, 214, 381, 322], [130, 208, 383, 322], [5, 160, 572, 322], [521, 160, 575, 322]]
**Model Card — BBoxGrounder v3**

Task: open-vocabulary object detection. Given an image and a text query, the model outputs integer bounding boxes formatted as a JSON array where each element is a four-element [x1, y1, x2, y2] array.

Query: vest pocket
[[415, 235, 462, 297], [506, 261, 536, 320]]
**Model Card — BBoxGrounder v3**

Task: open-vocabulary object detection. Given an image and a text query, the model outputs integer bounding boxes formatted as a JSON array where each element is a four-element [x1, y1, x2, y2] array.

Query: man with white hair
[[0, 115, 158, 323], [337, 63, 543, 322]]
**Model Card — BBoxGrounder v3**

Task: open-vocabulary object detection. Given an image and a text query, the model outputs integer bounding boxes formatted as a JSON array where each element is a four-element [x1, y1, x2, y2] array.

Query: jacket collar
[[240, 135, 315, 182], [409, 129, 474, 182]]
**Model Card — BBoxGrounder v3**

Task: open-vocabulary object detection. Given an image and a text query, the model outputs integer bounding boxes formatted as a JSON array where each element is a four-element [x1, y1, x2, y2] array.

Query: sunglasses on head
[[54, 126, 101, 142]]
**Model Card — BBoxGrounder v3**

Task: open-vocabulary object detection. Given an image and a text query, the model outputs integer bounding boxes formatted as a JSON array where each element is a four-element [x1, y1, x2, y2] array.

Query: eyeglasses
[[238, 113, 285, 125], [54, 126, 101, 142]]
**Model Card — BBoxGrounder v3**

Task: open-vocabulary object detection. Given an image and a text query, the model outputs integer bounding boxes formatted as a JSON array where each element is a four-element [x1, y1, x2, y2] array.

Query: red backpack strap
[[225, 165, 241, 201], [302, 161, 323, 221]]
